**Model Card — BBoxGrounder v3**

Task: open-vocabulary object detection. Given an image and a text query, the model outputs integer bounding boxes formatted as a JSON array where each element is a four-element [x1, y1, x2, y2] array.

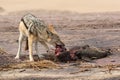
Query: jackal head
[[48, 24, 66, 55]]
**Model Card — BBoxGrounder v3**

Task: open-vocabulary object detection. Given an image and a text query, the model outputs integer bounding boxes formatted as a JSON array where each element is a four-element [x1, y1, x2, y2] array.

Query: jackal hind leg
[[28, 35, 34, 61], [15, 33, 24, 59]]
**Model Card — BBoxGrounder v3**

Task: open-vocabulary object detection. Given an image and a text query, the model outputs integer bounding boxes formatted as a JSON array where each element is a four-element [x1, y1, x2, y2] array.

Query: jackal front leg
[[40, 41, 50, 53], [35, 41, 38, 54], [35, 41, 44, 58]]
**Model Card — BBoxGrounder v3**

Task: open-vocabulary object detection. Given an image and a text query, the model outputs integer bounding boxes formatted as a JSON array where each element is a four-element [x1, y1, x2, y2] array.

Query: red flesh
[[55, 45, 66, 56]]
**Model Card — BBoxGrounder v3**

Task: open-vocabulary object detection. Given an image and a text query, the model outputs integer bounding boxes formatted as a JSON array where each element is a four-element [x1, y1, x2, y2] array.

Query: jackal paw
[[30, 59, 34, 62], [29, 57, 34, 62], [15, 56, 20, 59]]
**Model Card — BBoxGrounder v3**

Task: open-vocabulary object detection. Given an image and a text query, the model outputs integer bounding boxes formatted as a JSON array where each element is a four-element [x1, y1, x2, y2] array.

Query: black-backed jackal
[[15, 14, 66, 61]]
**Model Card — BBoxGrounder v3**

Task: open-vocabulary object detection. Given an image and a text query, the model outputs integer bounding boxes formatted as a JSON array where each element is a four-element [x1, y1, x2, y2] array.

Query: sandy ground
[[0, 10, 120, 80], [1, 0, 120, 13]]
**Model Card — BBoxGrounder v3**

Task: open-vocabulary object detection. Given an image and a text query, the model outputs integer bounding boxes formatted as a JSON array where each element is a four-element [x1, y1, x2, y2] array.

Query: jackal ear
[[48, 24, 57, 34]]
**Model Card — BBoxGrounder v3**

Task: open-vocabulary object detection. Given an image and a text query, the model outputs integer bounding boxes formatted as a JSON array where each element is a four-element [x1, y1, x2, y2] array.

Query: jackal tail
[[25, 38, 29, 50]]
